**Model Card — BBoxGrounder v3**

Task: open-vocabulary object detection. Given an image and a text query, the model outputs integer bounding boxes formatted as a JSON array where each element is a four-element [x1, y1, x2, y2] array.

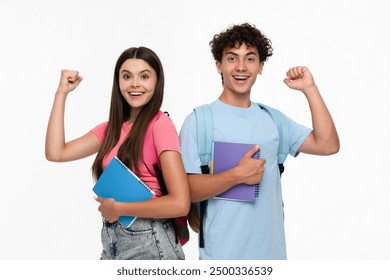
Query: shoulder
[[255, 102, 291, 123], [149, 112, 180, 153], [90, 121, 108, 142], [256, 102, 282, 114], [152, 111, 176, 129], [181, 108, 198, 129], [149, 111, 180, 140], [92, 121, 108, 131], [181, 101, 217, 131]]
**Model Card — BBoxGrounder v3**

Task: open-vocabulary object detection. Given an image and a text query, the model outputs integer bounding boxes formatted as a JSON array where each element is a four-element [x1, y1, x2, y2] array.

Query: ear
[[216, 61, 222, 74], [258, 62, 265, 75]]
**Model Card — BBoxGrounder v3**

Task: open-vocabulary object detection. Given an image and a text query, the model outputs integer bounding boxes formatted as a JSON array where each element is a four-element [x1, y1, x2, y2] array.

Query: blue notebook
[[213, 141, 260, 202], [93, 156, 155, 227]]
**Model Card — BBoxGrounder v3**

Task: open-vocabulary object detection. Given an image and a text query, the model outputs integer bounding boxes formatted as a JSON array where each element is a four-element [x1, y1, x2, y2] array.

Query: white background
[[0, 0, 389, 261]]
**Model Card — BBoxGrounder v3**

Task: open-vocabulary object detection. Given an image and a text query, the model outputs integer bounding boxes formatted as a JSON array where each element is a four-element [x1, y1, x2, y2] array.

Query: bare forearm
[[304, 85, 340, 154], [188, 169, 242, 202], [45, 91, 100, 162], [117, 195, 189, 218], [284, 66, 339, 155], [45, 92, 67, 161], [46, 70, 88, 161]]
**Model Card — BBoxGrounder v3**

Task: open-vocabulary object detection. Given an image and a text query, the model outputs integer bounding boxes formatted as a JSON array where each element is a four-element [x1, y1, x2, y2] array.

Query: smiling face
[[216, 43, 264, 106], [119, 58, 157, 121]]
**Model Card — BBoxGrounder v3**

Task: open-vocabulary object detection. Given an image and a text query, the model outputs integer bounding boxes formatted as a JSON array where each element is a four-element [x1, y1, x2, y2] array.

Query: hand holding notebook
[[93, 156, 155, 227], [213, 141, 261, 201]]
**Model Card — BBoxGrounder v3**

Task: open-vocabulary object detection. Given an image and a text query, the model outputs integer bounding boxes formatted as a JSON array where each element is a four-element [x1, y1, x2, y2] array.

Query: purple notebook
[[213, 141, 260, 201]]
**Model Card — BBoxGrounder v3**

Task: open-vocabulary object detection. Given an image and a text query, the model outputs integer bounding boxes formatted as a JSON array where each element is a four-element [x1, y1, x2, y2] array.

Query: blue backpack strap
[[193, 104, 213, 248], [194, 104, 214, 173], [257, 103, 289, 172]]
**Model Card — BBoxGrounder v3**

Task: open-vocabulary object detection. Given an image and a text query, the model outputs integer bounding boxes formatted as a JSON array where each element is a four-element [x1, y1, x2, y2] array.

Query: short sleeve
[[179, 112, 202, 174], [91, 122, 108, 143], [152, 114, 180, 156], [285, 114, 312, 157]]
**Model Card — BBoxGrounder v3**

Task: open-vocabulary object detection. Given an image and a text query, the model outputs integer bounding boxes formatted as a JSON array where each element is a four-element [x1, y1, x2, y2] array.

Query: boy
[[179, 23, 339, 259]]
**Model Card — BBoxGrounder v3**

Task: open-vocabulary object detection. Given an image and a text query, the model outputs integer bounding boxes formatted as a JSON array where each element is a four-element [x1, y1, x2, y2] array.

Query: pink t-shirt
[[91, 111, 180, 197]]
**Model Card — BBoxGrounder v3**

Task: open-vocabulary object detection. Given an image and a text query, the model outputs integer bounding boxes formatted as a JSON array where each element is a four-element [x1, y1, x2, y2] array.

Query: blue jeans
[[100, 218, 185, 260]]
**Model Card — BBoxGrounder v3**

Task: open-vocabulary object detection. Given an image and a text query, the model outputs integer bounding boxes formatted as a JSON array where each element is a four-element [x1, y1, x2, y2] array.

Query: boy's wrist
[[302, 84, 319, 96]]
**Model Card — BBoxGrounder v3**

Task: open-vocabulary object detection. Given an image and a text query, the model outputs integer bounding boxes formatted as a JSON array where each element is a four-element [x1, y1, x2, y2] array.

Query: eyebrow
[[120, 69, 152, 74], [225, 51, 258, 57]]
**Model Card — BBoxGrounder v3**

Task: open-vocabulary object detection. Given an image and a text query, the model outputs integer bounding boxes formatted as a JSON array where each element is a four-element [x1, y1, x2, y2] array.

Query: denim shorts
[[100, 218, 185, 260]]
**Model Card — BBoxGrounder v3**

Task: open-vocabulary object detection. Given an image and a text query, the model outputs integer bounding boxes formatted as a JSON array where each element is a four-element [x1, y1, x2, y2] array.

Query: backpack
[[187, 103, 290, 248], [151, 163, 190, 246], [143, 111, 190, 246]]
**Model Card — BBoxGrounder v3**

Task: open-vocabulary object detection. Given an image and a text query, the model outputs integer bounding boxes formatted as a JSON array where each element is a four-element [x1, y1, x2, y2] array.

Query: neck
[[128, 108, 140, 123], [218, 92, 251, 108]]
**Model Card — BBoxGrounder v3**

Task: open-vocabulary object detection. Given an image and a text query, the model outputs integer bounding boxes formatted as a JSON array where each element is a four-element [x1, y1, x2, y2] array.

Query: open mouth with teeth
[[129, 92, 143, 96], [233, 75, 249, 81]]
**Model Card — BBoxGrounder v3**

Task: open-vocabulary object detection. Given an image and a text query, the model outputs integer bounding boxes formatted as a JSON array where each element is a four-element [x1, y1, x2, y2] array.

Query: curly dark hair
[[210, 23, 273, 63]]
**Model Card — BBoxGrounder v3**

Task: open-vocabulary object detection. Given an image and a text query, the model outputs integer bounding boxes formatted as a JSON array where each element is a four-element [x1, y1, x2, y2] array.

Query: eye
[[122, 74, 131, 80], [247, 56, 256, 62], [227, 56, 237, 62], [141, 74, 150, 80]]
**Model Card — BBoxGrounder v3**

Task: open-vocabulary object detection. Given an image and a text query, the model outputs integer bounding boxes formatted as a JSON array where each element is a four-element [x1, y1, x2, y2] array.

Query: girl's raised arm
[[45, 70, 101, 162]]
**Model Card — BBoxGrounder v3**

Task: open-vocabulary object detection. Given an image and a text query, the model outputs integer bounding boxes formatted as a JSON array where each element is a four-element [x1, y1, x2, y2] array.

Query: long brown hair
[[92, 47, 165, 180]]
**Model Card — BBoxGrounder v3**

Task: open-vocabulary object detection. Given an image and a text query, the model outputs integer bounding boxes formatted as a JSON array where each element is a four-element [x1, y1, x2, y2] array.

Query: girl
[[45, 47, 190, 260]]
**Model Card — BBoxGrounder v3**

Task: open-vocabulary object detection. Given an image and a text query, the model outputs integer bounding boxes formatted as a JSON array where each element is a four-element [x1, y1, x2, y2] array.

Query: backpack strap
[[257, 103, 289, 175], [194, 104, 213, 173], [193, 104, 214, 248]]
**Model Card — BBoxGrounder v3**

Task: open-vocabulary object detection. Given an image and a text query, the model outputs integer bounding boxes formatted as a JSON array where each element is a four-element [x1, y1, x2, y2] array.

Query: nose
[[131, 77, 140, 88], [236, 59, 246, 72]]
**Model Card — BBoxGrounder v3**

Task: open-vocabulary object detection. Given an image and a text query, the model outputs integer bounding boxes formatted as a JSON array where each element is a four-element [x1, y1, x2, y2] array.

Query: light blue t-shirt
[[179, 99, 312, 260]]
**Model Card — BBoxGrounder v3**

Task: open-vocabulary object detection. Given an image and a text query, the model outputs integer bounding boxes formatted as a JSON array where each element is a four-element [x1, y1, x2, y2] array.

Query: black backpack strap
[[198, 165, 210, 248], [199, 200, 207, 248], [143, 161, 180, 244], [278, 163, 285, 176]]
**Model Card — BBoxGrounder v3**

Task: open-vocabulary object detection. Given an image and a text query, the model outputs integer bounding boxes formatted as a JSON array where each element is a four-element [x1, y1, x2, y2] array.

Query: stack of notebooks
[[213, 141, 261, 202], [93, 156, 155, 227]]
